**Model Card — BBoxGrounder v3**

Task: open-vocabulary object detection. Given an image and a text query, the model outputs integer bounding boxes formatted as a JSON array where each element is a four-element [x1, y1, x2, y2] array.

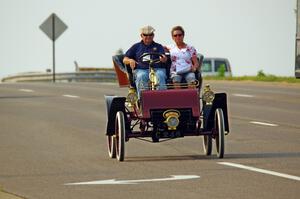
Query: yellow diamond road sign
[[39, 13, 67, 41]]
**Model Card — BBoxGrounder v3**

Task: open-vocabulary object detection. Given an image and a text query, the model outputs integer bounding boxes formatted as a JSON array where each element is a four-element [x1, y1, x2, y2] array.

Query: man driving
[[123, 25, 168, 99]]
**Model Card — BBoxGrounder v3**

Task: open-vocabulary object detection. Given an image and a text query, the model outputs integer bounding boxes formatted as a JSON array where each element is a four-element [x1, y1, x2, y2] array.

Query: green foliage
[[203, 75, 300, 83], [257, 70, 266, 77], [217, 64, 226, 77]]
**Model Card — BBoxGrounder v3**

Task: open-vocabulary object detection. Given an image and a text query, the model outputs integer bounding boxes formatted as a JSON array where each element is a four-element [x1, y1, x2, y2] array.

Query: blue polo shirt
[[125, 41, 165, 69]]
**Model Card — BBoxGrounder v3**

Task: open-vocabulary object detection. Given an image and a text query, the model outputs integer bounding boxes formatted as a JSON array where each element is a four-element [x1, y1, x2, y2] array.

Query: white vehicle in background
[[198, 55, 232, 77]]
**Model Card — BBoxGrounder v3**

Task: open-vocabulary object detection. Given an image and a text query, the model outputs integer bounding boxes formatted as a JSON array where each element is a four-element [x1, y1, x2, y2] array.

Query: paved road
[[0, 81, 299, 199]]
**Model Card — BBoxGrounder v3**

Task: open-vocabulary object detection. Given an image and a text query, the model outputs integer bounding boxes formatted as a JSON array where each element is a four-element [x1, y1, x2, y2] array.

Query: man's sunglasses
[[173, 34, 183, 37], [142, 33, 154, 37]]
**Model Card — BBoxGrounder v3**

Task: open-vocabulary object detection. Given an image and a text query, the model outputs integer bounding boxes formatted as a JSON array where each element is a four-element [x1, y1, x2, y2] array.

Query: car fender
[[203, 93, 229, 132], [104, 95, 126, 136]]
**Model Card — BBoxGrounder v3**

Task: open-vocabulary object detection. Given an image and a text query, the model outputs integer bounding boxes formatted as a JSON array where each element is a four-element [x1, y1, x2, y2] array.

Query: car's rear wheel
[[107, 135, 116, 158], [215, 108, 225, 158], [115, 111, 125, 161], [203, 135, 212, 155]]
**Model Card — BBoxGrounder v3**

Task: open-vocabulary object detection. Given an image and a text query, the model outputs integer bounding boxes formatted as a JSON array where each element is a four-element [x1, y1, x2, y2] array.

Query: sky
[[0, 0, 297, 79]]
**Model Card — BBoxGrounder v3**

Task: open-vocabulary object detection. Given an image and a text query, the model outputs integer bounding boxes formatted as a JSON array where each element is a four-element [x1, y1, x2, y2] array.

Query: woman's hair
[[171, 26, 185, 36]]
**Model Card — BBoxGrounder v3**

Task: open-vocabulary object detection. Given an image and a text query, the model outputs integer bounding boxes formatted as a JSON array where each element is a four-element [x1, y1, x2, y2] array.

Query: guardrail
[[1, 71, 117, 83]]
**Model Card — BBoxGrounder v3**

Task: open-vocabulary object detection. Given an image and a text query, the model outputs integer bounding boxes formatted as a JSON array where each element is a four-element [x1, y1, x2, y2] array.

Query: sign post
[[39, 13, 68, 82]]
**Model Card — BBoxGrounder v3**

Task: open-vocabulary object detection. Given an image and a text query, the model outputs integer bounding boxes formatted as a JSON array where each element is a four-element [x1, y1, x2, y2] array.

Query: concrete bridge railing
[[1, 71, 117, 83]]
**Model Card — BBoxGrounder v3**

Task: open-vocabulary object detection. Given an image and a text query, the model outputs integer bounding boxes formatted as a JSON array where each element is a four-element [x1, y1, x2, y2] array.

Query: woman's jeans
[[134, 68, 167, 99]]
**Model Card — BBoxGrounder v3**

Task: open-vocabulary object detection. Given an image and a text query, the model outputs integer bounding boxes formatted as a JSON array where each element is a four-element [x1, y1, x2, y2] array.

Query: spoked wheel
[[214, 108, 225, 158], [107, 135, 116, 158], [115, 111, 125, 161], [202, 135, 212, 155]]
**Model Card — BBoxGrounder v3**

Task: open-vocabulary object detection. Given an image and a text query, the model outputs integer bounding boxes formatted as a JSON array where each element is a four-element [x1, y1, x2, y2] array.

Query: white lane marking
[[250, 121, 278, 127], [62, 95, 79, 98], [232, 93, 254, 98], [64, 175, 200, 185], [19, 89, 34, 92], [218, 162, 300, 181]]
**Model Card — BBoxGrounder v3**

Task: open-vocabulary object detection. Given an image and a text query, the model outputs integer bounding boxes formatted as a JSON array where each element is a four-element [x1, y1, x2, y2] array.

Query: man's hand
[[128, 59, 136, 69], [159, 54, 167, 63], [123, 57, 136, 69]]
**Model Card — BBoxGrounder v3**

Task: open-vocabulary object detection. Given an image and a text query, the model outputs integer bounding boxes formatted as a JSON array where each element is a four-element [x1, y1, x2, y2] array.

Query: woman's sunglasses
[[173, 34, 183, 37]]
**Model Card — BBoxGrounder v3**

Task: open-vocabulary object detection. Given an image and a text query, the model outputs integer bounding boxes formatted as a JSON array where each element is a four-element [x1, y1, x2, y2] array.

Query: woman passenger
[[166, 26, 200, 89]]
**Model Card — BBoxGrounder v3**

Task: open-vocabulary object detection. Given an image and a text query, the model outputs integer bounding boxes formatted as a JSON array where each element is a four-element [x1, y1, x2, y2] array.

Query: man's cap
[[140, 25, 155, 34]]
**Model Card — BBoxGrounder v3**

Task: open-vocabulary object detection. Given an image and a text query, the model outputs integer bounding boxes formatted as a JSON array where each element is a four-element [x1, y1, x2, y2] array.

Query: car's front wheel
[[215, 108, 225, 158]]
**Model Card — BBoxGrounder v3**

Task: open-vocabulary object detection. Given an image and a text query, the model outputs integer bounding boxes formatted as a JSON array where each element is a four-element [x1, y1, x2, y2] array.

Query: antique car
[[105, 52, 229, 161]]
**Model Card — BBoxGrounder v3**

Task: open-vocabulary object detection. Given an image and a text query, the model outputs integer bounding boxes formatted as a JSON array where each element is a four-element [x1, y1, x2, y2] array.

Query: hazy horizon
[[0, 0, 297, 79]]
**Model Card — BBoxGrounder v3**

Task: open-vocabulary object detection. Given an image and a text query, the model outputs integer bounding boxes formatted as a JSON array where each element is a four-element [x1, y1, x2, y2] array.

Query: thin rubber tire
[[203, 135, 212, 155], [115, 111, 125, 161], [107, 135, 116, 158], [215, 108, 225, 158]]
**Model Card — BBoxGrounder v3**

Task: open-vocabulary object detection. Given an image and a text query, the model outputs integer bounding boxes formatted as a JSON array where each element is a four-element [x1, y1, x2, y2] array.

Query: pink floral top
[[167, 44, 197, 74]]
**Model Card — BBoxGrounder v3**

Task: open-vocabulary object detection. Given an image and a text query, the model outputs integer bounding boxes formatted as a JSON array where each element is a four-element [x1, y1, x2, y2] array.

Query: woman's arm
[[191, 55, 199, 72]]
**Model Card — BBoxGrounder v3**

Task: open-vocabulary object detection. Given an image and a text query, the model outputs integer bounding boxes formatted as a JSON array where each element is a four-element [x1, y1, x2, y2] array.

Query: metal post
[[52, 14, 56, 82], [40, 13, 67, 82]]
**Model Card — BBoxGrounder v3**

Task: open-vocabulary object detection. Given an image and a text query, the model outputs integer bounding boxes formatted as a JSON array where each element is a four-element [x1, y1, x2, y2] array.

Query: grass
[[203, 75, 300, 84], [100, 67, 300, 84]]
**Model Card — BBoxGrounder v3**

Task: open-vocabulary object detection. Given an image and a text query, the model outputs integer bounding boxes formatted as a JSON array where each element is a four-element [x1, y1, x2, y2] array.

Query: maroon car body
[[104, 54, 230, 161], [141, 89, 200, 119]]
